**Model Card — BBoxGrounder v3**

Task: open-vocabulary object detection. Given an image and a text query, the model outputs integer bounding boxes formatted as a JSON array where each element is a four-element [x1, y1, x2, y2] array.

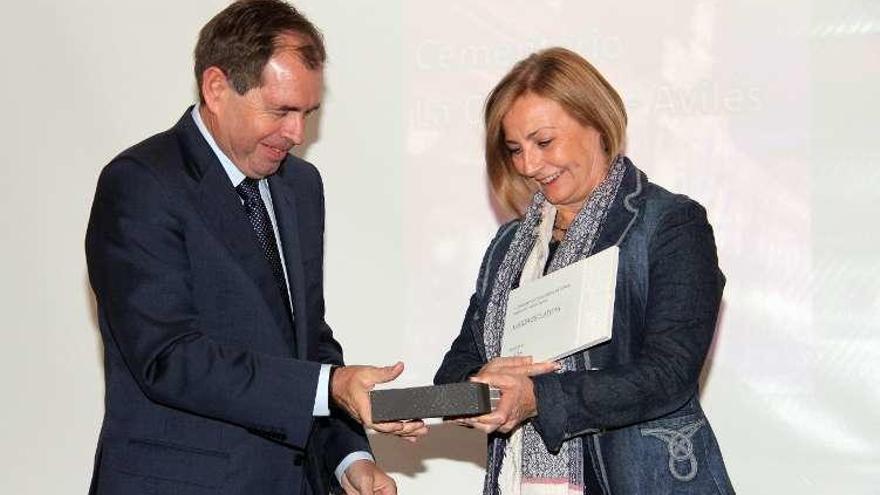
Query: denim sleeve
[[434, 293, 487, 384], [434, 221, 519, 385], [532, 201, 724, 451]]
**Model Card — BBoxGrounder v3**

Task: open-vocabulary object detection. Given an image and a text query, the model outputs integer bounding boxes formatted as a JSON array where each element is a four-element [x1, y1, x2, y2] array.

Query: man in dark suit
[[85, 1, 425, 494]]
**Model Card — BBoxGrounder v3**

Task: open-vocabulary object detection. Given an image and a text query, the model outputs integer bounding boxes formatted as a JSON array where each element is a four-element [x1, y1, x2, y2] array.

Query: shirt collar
[[191, 104, 246, 187]]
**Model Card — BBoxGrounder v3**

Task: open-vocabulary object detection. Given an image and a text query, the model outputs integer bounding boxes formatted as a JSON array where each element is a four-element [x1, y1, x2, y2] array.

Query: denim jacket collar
[[592, 157, 646, 253]]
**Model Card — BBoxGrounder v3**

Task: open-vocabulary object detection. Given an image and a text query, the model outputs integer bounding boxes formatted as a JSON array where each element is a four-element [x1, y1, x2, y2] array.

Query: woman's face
[[502, 93, 609, 217]]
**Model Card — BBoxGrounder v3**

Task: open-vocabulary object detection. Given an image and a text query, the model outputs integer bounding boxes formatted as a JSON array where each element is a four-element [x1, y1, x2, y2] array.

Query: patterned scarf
[[482, 156, 627, 495]]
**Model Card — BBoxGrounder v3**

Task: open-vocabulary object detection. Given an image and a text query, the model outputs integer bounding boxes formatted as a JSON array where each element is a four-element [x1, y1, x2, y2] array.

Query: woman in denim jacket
[[434, 47, 734, 495]]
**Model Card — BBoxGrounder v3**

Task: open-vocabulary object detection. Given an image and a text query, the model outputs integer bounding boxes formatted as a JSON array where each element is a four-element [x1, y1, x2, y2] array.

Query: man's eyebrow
[[274, 104, 321, 113]]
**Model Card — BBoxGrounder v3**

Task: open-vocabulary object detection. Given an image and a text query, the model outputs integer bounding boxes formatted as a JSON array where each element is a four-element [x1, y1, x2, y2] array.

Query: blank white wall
[[1, 1, 878, 493]]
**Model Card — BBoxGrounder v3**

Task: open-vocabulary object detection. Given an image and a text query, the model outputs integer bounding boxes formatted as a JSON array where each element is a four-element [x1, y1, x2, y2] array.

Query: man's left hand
[[341, 459, 397, 495]]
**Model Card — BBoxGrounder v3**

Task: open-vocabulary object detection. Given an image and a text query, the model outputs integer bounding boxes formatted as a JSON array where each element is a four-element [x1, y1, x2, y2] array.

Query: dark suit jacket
[[86, 108, 369, 494]]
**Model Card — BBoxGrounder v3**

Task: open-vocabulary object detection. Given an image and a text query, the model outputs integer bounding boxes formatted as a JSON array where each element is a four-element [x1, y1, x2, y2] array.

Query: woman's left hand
[[457, 371, 538, 434], [478, 356, 559, 377]]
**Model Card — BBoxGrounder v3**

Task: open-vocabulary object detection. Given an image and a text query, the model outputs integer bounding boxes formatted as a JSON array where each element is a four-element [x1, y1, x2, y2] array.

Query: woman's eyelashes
[[506, 138, 553, 156]]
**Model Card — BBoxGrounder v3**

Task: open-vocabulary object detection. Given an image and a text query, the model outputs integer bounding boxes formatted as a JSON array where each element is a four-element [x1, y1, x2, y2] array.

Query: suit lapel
[[173, 109, 295, 345], [268, 173, 309, 359]]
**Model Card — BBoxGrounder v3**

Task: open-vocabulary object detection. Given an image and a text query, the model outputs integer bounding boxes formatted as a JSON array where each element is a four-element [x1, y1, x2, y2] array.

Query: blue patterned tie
[[236, 178, 292, 317]]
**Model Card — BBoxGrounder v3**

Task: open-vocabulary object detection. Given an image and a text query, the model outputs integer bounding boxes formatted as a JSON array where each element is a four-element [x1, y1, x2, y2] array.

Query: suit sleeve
[[435, 221, 520, 385], [308, 167, 346, 366], [531, 201, 725, 451], [296, 163, 373, 477], [86, 158, 320, 449]]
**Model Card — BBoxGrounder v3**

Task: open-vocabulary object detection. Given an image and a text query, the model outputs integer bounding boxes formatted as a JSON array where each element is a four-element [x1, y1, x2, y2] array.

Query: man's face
[[211, 34, 323, 178]]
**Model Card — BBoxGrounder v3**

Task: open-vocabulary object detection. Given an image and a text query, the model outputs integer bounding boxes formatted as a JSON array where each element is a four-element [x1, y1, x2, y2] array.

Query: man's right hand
[[330, 361, 428, 441]]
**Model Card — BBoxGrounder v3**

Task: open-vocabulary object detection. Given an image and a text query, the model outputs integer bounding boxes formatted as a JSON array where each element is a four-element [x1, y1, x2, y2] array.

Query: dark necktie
[[236, 178, 293, 318]]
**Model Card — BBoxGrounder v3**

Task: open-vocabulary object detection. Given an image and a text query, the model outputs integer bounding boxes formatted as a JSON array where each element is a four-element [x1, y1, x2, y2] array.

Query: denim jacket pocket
[[638, 413, 707, 483]]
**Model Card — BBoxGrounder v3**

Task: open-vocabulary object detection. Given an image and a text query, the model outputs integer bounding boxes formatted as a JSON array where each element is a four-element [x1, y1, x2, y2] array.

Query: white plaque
[[501, 246, 619, 362]]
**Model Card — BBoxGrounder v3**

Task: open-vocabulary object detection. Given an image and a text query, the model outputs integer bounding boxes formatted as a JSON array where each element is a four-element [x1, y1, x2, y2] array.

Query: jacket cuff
[[530, 373, 568, 453]]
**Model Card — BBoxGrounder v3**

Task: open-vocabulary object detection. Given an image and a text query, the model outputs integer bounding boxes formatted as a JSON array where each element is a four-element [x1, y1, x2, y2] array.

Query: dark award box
[[370, 382, 496, 422]]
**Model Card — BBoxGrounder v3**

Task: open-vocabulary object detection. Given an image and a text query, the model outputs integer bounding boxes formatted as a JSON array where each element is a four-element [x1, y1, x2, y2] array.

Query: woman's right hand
[[452, 357, 559, 432]]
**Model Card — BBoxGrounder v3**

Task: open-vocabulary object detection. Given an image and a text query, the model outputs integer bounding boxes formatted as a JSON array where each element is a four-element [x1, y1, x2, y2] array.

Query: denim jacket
[[435, 160, 734, 494]]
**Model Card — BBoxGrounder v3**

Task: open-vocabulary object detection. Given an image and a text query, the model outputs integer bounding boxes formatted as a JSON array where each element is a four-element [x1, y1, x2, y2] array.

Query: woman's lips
[[539, 171, 561, 185]]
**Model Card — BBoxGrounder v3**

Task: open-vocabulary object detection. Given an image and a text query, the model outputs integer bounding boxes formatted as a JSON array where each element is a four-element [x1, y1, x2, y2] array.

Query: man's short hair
[[194, 0, 326, 102]]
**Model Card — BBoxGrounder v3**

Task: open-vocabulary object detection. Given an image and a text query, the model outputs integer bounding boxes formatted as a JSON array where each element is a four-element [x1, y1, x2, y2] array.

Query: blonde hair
[[484, 47, 627, 216]]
